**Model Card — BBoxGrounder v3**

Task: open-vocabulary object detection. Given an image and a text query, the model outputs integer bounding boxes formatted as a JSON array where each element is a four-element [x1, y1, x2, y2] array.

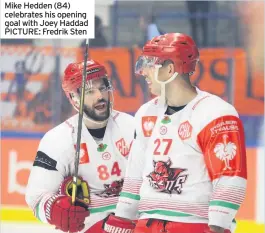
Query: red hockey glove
[[44, 176, 90, 233], [103, 214, 136, 233]]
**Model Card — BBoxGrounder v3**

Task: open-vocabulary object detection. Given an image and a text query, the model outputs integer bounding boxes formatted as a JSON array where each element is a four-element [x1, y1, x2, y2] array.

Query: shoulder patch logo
[[214, 134, 237, 171], [198, 115, 246, 180], [178, 121, 192, 140]]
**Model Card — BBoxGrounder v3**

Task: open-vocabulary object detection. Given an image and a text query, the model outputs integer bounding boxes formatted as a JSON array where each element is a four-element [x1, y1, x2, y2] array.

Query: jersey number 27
[[154, 138, 173, 156]]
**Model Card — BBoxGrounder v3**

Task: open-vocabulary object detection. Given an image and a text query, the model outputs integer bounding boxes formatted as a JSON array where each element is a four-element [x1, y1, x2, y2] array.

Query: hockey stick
[[71, 38, 90, 206]]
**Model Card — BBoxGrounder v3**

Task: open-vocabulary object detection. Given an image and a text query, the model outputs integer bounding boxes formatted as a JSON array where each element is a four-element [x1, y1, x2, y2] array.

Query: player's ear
[[162, 60, 174, 79], [167, 63, 175, 76]]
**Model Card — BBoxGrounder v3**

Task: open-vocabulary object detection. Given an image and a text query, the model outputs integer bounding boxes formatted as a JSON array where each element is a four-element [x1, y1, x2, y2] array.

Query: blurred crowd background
[[1, 1, 264, 232]]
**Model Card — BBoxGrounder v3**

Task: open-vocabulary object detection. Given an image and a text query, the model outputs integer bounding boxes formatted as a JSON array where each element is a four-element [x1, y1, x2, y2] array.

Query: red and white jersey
[[25, 110, 135, 231], [115, 88, 247, 232]]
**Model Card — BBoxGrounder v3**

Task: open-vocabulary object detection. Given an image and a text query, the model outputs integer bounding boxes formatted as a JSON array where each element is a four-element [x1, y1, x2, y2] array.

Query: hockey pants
[[134, 219, 232, 233]]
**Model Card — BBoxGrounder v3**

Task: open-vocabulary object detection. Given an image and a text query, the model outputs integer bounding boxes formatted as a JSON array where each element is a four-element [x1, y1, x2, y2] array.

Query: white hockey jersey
[[25, 110, 135, 231], [115, 88, 247, 232]]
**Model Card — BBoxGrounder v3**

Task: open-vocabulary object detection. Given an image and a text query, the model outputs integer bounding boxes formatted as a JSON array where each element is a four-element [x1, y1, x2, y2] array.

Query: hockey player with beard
[[25, 59, 135, 233], [103, 33, 247, 233]]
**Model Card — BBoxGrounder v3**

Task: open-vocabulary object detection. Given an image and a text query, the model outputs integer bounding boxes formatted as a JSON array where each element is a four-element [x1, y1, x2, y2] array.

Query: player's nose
[[94, 89, 103, 99]]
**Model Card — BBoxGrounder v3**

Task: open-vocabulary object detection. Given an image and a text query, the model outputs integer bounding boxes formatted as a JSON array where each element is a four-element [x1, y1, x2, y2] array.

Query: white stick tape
[[1, 0, 95, 39]]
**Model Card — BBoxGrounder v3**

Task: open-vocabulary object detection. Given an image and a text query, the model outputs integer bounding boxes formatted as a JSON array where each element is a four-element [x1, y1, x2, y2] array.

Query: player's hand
[[103, 214, 135, 233], [59, 176, 90, 205], [44, 176, 90, 232]]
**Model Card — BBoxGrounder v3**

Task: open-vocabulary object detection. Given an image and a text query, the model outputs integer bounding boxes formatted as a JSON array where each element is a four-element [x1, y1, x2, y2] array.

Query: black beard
[[84, 100, 110, 122]]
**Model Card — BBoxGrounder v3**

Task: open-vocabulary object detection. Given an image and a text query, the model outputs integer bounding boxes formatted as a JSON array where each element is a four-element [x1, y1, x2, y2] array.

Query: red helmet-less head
[[135, 33, 199, 75]]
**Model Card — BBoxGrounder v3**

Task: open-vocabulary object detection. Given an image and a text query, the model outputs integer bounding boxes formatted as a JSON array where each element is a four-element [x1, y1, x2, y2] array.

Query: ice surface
[[1, 222, 60, 233]]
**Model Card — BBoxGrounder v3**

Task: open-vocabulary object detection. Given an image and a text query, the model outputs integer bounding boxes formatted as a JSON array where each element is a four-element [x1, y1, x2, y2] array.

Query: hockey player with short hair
[[103, 33, 247, 233], [25, 60, 135, 233]]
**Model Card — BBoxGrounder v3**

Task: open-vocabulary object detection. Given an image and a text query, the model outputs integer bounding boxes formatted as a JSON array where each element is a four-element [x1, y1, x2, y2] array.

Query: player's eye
[[99, 86, 108, 92], [86, 88, 95, 94]]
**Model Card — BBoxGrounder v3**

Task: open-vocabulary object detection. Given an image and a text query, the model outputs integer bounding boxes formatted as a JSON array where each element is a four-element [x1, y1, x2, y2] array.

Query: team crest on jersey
[[74, 143, 89, 164], [102, 152, 111, 160], [147, 159, 188, 194], [160, 126, 167, 135], [97, 143, 108, 152], [142, 116, 157, 137], [96, 179, 124, 197], [178, 121, 192, 140], [161, 116, 171, 124], [116, 138, 131, 157]]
